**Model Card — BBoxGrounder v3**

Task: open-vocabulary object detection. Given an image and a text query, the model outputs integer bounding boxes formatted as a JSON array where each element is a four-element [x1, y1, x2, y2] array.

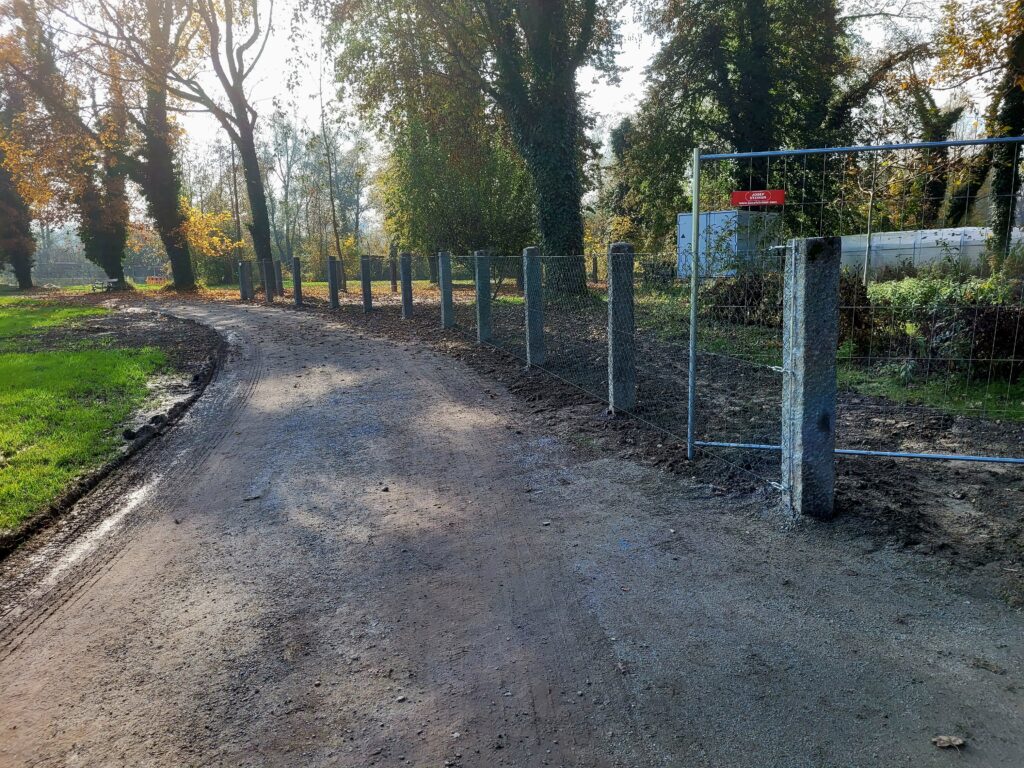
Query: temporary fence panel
[[688, 137, 1024, 480]]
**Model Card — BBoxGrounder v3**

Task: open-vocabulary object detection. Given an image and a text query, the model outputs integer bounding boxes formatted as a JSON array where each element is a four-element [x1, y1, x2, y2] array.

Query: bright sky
[[182, 5, 659, 154]]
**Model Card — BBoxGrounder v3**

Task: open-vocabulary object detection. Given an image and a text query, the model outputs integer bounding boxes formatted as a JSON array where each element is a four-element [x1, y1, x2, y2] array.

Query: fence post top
[[438, 250, 451, 257], [608, 242, 634, 255], [522, 246, 540, 258], [473, 249, 490, 258], [788, 236, 842, 261]]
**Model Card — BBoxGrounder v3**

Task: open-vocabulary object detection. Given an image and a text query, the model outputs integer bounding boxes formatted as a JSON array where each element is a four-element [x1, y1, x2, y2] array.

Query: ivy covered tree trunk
[[990, 31, 1024, 263], [9, 250, 33, 289], [504, 72, 587, 293], [0, 123, 35, 290], [78, 170, 129, 285], [142, 82, 196, 290]]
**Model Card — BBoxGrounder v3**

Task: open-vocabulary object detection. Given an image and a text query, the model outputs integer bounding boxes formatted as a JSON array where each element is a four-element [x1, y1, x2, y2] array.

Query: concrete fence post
[[274, 260, 284, 297], [400, 251, 413, 319], [438, 251, 455, 328], [239, 261, 252, 301], [327, 256, 340, 309], [261, 260, 274, 304], [607, 242, 636, 411], [292, 257, 303, 306], [781, 237, 841, 520], [523, 246, 545, 366], [360, 255, 373, 313], [474, 250, 492, 344]]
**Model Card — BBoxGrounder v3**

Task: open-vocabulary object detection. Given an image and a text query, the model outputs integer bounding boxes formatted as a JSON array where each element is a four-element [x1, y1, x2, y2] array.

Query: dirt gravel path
[[0, 302, 1022, 767]]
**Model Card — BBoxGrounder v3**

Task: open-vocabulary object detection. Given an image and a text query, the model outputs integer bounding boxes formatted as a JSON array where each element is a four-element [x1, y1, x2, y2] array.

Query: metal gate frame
[[685, 137, 1024, 467]]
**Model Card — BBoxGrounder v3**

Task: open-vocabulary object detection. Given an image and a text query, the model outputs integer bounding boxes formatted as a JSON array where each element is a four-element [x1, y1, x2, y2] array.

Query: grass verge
[[0, 298, 167, 531]]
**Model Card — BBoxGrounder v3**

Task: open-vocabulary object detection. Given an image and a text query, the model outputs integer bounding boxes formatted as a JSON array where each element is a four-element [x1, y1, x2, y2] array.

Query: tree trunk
[[990, 31, 1024, 263], [510, 85, 587, 293], [140, 81, 196, 290], [0, 147, 35, 289], [236, 122, 275, 265], [10, 251, 33, 289], [77, 159, 129, 285]]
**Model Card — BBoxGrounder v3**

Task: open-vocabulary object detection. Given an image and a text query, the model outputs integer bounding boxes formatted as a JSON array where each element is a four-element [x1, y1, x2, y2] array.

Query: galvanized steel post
[[360, 255, 373, 313], [400, 252, 413, 319], [239, 261, 252, 301], [327, 256, 340, 309], [292, 257, 302, 306], [686, 148, 701, 459], [474, 251, 491, 344], [389, 245, 398, 293]]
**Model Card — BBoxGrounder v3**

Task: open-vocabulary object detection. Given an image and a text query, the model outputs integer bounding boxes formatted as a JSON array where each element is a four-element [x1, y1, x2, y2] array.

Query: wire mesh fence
[[691, 137, 1024, 478], [451, 254, 478, 334], [488, 255, 527, 359], [536, 256, 607, 399], [225, 138, 1022, 493]]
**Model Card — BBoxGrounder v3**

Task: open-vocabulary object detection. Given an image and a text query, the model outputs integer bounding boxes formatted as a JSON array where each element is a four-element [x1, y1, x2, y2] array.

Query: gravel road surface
[[0, 302, 1021, 767]]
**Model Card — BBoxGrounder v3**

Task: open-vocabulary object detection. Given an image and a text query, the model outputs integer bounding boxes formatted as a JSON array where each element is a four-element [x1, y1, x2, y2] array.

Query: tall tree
[[941, 0, 1024, 260], [330, 0, 619, 290], [620, 0, 927, 246], [0, 74, 35, 289], [9, 0, 199, 288], [114, 0, 199, 288], [160, 0, 275, 268], [3, 1, 131, 283]]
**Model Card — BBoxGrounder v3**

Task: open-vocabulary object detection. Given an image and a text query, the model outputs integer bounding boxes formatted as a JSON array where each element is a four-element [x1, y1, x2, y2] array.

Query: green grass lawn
[[0, 296, 109, 342], [0, 298, 167, 531], [837, 364, 1024, 420]]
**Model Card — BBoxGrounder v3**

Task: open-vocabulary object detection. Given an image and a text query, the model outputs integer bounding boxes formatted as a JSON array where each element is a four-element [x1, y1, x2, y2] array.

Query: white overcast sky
[[182, 5, 657, 153]]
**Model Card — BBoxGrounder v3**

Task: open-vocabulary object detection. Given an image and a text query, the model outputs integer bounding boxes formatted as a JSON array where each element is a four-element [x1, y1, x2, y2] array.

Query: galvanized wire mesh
[[693, 138, 1024, 473], [488, 255, 526, 359], [451, 255, 477, 334], [537, 256, 607, 399]]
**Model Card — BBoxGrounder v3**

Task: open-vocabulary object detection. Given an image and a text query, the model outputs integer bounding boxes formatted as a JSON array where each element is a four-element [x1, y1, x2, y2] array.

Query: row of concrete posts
[[240, 254, 417, 317], [237, 238, 840, 520]]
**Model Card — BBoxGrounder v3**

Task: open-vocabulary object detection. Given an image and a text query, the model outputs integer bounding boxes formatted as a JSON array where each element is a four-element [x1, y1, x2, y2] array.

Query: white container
[[677, 210, 781, 278]]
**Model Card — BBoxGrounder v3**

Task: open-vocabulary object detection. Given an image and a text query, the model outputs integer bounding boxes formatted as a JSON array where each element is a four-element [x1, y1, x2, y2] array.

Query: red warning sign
[[731, 189, 786, 207]]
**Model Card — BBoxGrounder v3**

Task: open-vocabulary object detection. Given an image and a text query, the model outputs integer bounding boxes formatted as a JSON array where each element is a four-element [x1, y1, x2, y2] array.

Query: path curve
[[0, 302, 1021, 767]]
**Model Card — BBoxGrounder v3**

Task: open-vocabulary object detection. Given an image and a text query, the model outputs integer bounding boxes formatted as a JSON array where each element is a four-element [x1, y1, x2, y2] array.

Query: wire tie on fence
[[769, 366, 788, 374]]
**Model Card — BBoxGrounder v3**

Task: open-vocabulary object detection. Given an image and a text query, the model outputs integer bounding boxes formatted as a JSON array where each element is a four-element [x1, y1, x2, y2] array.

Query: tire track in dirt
[[0, 305, 263, 659], [1, 301, 1023, 767]]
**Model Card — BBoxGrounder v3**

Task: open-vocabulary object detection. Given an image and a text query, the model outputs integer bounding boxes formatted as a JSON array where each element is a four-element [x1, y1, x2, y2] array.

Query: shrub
[[864, 275, 1024, 381]]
